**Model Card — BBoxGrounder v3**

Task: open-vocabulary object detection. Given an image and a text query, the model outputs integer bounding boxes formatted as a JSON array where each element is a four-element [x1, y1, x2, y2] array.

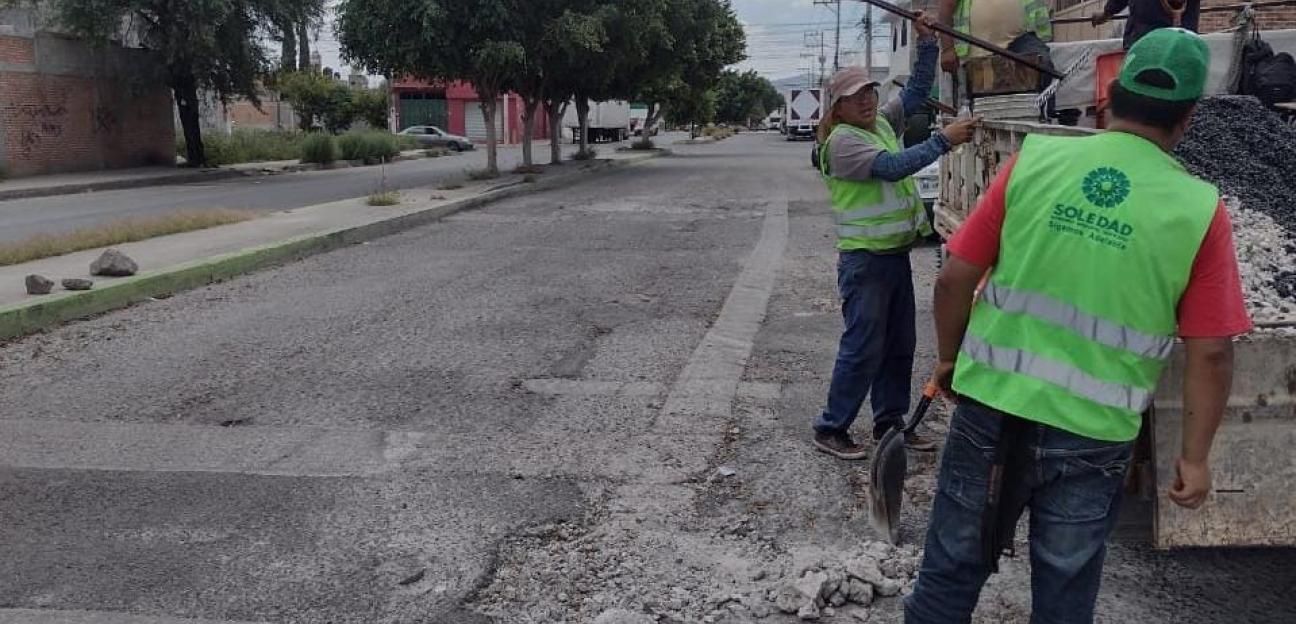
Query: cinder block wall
[[0, 22, 174, 178]]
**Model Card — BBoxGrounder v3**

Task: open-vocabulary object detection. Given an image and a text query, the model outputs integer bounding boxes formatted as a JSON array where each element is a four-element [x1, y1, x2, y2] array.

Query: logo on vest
[[1082, 167, 1130, 209]]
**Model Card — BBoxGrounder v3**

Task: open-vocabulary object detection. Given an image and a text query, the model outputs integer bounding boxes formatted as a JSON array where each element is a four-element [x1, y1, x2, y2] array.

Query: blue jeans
[[905, 400, 1133, 624], [815, 250, 916, 440]]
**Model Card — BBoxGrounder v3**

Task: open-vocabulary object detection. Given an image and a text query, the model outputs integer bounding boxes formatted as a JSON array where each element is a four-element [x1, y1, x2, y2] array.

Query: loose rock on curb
[[90, 248, 138, 277], [25, 274, 54, 295], [61, 278, 94, 291]]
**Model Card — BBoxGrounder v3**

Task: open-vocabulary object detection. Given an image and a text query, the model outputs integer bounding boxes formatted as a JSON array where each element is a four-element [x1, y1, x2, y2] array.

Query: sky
[[314, 0, 895, 86]]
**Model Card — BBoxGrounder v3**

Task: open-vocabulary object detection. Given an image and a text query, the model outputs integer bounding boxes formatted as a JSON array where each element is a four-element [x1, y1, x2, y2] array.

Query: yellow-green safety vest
[[952, 0, 1053, 58], [819, 120, 933, 252], [953, 132, 1218, 442]]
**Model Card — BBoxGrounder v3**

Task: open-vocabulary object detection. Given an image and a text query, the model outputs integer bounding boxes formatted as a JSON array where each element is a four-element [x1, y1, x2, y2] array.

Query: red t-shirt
[[948, 155, 1253, 338]]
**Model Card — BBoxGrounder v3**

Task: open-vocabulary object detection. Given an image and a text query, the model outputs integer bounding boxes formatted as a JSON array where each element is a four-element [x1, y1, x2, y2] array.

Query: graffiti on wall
[[4, 102, 67, 158]]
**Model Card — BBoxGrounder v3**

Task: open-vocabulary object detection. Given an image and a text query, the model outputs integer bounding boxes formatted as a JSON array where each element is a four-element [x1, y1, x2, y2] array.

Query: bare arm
[[937, 0, 959, 52], [1168, 337, 1233, 509], [932, 254, 987, 393]]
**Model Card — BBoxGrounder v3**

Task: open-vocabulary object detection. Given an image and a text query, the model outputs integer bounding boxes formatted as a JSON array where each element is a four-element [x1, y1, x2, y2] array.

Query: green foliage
[[351, 87, 390, 129], [715, 69, 782, 126], [280, 70, 355, 132], [572, 147, 599, 161], [177, 129, 305, 166], [299, 133, 338, 164], [338, 131, 400, 163], [666, 87, 718, 130], [467, 168, 500, 181], [367, 191, 401, 206]]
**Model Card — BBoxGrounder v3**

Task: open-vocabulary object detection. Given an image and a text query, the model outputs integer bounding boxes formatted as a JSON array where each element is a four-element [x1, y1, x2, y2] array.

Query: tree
[[352, 86, 390, 130], [338, 0, 524, 176], [279, 70, 354, 132], [715, 69, 782, 126], [627, 0, 745, 145], [27, 0, 323, 167]]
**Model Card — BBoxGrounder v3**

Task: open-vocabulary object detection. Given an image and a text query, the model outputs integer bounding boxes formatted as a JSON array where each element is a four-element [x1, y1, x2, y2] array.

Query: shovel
[[869, 381, 940, 544]]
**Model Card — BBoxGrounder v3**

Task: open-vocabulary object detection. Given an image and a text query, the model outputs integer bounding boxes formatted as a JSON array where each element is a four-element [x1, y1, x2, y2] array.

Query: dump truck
[[933, 119, 1296, 549]]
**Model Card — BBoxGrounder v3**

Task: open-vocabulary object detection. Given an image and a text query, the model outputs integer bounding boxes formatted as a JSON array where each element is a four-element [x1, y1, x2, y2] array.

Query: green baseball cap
[[1118, 28, 1210, 101]]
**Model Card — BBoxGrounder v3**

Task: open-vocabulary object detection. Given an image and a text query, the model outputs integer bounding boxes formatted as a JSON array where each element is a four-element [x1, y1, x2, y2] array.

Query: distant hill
[[769, 66, 890, 93]]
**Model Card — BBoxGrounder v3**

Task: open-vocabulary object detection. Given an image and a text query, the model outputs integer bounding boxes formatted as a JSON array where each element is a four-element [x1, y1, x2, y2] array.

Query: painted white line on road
[[0, 418, 706, 482], [0, 419, 421, 477], [0, 609, 268, 624], [521, 378, 782, 400], [655, 191, 789, 433]]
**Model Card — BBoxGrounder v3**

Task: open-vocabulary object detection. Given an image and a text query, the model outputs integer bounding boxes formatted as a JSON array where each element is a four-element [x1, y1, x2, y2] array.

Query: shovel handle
[[903, 383, 941, 434]]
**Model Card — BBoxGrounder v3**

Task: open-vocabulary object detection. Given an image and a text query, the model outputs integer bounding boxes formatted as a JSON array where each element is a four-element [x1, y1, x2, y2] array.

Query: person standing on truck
[[907, 29, 1251, 623], [938, 0, 1054, 75], [812, 11, 979, 460], [1092, 0, 1201, 50]]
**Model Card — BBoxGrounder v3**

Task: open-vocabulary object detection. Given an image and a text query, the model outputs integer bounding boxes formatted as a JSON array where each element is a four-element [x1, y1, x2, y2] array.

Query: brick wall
[[1199, 0, 1296, 33], [0, 34, 35, 64], [0, 31, 174, 177]]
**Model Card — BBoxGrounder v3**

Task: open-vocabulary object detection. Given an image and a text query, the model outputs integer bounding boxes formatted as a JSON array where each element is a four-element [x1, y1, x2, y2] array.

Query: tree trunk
[[544, 99, 566, 165], [575, 97, 590, 154], [297, 21, 311, 70], [173, 74, 206, 168], [520, 97, 538, 168], [280, 26, 297, 72], [482, 94, 499, 175], [637, 102, 659, 148]]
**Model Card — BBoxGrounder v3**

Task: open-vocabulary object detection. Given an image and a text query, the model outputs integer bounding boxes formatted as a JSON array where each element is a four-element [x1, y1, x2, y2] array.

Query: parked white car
[[398, 126, 474, 151]]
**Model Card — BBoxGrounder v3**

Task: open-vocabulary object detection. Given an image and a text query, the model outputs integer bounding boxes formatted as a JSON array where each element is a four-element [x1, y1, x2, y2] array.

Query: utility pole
[[813, 0, 844, 72], [803, 31, 827, 86], [863, 5, 874, 76]]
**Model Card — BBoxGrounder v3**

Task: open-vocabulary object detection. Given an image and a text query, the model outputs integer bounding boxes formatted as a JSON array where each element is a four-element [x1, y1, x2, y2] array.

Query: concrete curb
[[0, 169, 248, 202], [0, 151, 667, 342]]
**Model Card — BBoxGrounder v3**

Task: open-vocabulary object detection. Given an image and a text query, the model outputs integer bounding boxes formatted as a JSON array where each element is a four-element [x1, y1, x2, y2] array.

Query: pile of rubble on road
[[765, 541, 919, 621], [471, 514, 922, 623]]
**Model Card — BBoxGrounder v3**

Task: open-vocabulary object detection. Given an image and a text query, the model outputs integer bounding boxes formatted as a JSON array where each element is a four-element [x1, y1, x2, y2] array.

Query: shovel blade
[[868, 428, 908, 544]]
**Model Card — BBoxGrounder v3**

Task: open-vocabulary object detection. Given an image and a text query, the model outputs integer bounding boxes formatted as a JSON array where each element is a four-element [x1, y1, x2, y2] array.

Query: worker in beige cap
[[813, 10, 979, 460]]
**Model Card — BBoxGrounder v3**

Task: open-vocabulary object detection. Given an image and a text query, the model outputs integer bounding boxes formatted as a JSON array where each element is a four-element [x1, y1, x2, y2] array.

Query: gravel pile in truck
[[1174, 96, 1296, 232], [1224, 197, 1296, 326], [1174, 96, 1296, 326]]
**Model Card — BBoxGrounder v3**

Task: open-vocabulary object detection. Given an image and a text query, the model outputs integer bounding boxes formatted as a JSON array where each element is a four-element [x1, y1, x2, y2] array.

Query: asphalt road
[[0, 138, 644, 244], [0, 133, 1291, 624]]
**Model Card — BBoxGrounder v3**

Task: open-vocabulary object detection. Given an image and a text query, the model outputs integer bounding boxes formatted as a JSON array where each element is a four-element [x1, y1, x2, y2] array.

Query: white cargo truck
[[785, 88, 822, 141], [563, 100, 631, 144]]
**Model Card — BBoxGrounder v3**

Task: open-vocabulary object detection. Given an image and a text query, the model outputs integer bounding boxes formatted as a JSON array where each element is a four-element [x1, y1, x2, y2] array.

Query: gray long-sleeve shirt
[[825, 38, 950, 182]]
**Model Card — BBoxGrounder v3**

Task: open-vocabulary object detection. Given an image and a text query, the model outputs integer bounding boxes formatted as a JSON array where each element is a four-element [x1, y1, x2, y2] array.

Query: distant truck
[[785, 88, 822, 141], [564, 100, 631, 143]]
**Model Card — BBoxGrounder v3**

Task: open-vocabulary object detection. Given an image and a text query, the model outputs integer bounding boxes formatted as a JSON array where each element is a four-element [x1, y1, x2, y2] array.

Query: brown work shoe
[[814, 430, 871, 460], [904, 431, 940, 452]]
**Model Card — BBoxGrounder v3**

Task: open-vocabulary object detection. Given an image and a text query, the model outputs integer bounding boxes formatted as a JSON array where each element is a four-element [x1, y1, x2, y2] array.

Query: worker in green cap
[[905, 28, 1251, 623]]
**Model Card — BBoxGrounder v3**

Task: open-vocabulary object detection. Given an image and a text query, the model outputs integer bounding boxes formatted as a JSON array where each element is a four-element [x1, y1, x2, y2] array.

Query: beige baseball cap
[[827, 66, 880, 109]]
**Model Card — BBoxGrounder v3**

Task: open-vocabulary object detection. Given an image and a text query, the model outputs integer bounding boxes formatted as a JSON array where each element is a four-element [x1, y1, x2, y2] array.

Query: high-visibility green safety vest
[[953, 132, 1218, 442], [819, 120, 932, 252], [952, 0, 1052, 58]]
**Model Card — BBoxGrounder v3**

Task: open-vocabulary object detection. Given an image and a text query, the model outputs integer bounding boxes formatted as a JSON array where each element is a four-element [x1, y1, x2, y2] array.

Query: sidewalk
[[0, 148, 666, 340], [0, 150, 436, 202]]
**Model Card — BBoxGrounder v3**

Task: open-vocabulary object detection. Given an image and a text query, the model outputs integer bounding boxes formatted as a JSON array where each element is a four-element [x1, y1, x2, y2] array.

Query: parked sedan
[[398, 126, 474, 151]]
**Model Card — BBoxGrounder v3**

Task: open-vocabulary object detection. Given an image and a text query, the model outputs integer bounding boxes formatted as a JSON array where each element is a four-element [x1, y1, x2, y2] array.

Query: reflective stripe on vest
[[833, 183, 912, 223], [821, 120, 930, 251], [979, 282, 1174, 360], [953, 0, 1053, 57], [960, 335, 1153, 412], [952, 132, 1218, 442]]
